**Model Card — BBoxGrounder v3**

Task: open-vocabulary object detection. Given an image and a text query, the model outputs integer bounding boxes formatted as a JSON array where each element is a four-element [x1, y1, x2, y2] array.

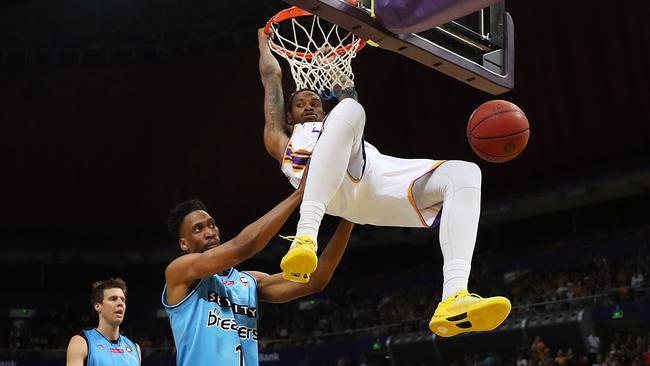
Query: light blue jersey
[[80, 328, 140, 366], [163, 268, 258, 366]]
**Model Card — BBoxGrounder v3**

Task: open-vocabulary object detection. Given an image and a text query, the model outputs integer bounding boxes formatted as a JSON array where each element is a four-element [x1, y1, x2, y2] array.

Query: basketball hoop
[[264, 6, 366, 99]]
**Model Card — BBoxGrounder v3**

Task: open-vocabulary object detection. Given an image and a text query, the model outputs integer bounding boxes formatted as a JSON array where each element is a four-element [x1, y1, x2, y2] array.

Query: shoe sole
[[280, 246, 318, 283], [429, 297, 511, 337]]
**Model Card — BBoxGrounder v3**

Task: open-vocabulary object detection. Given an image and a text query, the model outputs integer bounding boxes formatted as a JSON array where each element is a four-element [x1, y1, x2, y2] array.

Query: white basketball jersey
[[280, 122, 322, 189]]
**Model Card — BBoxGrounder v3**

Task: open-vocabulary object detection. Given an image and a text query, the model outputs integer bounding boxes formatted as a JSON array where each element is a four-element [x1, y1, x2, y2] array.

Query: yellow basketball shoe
[[280, 235, 318, 283], [429, 289, 511, 337]]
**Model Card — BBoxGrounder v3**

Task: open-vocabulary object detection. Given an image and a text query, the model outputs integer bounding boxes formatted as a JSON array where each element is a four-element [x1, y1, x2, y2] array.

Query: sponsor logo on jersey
[[222, 279, 235, 285], [110, 348, 125, 353], [207, 291, 257, 318], [239, 275, 249, 287], [97, 344, 105, 350], [206, 307, 258, 341]]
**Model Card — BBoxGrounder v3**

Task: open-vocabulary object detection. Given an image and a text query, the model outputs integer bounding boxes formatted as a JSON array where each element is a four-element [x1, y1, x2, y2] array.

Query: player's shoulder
[[67, 334, 88, 355], [69, 334, 87, 345], [165, 253, 200, 277]]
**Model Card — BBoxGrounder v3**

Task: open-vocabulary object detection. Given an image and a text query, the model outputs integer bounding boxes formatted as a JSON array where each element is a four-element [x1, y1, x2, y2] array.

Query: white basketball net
[[267, 13, 364, 98]]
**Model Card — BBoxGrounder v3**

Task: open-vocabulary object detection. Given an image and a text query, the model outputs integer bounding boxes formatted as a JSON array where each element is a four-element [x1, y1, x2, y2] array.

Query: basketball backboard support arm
[[281, 0, 514, 95]]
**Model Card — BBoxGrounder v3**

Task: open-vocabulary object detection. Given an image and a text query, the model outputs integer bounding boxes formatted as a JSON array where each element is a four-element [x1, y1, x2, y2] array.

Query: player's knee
[[344, 99, 366, 134], [329, 98, 366, 133], [439, 160, 482, 189]]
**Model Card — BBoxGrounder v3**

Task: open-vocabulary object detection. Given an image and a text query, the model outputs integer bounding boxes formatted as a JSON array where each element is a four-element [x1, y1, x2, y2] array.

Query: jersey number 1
[[235, 345, 244, 366]]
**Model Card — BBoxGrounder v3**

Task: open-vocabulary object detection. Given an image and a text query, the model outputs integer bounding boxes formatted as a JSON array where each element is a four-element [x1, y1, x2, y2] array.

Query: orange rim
[[264, 6, 366, 60]]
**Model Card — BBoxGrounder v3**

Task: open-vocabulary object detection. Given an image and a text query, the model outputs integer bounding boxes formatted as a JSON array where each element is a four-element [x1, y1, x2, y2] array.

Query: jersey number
[[235, 345, 244, 366]]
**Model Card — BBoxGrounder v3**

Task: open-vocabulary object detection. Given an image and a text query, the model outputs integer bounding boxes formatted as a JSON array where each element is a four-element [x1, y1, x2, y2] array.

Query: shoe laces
[[443, 289, 482, 304], [280, 235, 315, 250]]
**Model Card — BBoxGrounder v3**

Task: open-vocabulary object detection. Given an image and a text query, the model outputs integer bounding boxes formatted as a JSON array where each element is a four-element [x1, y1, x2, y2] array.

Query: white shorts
[[325, 142, 445, 228]]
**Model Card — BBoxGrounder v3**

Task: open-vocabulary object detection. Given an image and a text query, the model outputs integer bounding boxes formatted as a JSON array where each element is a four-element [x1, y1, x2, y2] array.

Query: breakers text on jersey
[[207, 291, 257, 318], [207, 308, 258, 340]]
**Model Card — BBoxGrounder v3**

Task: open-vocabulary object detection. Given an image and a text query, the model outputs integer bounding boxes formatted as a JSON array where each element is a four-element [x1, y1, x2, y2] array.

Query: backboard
[[280, 0, 514, 95]]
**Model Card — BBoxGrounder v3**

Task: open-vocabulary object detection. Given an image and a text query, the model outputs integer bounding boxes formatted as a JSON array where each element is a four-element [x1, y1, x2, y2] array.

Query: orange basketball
[[467, 100, 530, 163]]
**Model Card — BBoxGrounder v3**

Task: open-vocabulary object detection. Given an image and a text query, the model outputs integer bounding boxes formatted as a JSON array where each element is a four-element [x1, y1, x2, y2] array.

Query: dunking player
[[163, 180, 353, 365], [258, 29, 510, 337], [66, 278, 140, 366]]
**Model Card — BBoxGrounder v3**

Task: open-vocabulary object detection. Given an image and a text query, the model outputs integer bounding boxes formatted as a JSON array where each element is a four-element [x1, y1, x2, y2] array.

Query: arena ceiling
[[0, 0, 283, 64]]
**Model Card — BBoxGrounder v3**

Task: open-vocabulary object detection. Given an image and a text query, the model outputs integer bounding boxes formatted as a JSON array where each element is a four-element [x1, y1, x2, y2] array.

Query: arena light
[[9, 308, 36, 318]]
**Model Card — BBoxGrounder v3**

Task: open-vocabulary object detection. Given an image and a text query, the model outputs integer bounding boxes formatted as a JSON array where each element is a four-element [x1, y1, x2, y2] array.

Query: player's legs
[[281, 98, 366, 282], [411, 160, 511, 336], [412, 160, 480, 299]]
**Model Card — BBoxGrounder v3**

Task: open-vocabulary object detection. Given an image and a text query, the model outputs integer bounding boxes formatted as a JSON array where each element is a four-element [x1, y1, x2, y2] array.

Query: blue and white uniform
[[281, 115, 445, 228], [80, 328, 140, 366], [163, 268, 258, 366]]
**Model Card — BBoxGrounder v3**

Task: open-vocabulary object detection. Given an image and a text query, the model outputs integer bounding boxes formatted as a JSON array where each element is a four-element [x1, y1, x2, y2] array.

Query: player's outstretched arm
[[65, 335, 87, 366], [165, 187, 304, 305], [253, 219, 354, 303], [258, 28, 289, 162]]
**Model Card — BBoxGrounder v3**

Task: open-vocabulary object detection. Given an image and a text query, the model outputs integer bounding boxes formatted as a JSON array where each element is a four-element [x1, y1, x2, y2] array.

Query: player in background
[[163, 176, 354, 365], [258, 28, 510, 337], [66, 278, 141, 366]]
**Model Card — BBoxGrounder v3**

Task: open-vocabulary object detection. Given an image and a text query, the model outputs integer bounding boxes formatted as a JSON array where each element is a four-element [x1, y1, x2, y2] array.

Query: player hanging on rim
[[258, 26, 510, 337]]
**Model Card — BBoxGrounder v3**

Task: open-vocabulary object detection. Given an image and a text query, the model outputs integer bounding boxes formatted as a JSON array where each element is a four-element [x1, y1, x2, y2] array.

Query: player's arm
[[165, 187, 304, 305], [258, 28, 290, 162], [253, 219, 354, 303], [65, 335, 87, 366]]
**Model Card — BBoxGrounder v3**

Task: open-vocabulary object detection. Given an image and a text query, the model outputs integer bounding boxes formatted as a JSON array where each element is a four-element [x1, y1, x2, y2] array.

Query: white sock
[[442, 259, 472, 299], [295, 201, 326, 249]]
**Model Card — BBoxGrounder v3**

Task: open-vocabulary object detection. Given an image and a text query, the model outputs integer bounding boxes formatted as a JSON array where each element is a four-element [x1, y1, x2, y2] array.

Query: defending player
[[163, 179, 354, 365], [258, 29, 510, 337], [66, 278, 141, 366]]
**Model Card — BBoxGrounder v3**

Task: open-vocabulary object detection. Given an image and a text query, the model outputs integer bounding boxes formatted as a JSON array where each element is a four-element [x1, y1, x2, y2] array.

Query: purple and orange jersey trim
[[283, 141, 312, 173], [407, 160, 446, 227]]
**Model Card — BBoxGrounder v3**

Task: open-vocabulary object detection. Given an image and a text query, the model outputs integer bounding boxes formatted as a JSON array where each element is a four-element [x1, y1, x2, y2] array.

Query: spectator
[[554, 349, 567, 366], [566, 348, 577, 366], [516, 352, 529, 366], [531, 336, 546, 361], [542, 347, 554, 366], [587, 330, 601, 363]]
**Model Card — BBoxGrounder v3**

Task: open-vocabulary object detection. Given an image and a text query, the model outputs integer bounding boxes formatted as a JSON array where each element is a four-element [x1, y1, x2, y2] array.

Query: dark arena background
[[1, 0, 649, 365]]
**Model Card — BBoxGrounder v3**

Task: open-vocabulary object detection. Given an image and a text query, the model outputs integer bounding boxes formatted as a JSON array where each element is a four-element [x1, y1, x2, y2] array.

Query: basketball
[[467, 100, 530, 163]]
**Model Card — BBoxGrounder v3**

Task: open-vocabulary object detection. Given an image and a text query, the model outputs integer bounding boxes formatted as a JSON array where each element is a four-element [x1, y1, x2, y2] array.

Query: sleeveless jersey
[[280, 121, 445, 228], [162, 268, 258, 366], [280, 121, 322, 188], [80, 328, 140, 366]]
